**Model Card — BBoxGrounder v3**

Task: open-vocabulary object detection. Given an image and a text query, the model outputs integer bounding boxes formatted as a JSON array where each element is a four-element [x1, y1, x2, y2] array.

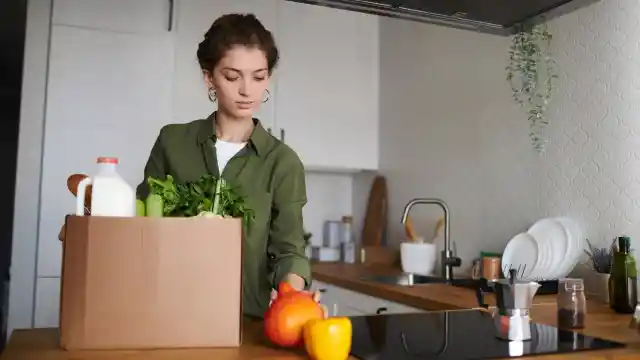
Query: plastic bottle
[[76, 157, 136, 217]]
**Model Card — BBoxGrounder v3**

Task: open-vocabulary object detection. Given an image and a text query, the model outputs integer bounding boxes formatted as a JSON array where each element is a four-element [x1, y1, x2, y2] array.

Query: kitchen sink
[[361, 273, 560, 296], [360, 273, 479, 287]]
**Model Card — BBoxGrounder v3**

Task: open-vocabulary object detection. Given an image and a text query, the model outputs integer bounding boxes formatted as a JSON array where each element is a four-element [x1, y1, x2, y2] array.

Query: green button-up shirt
[[136, 113, 311, 317]]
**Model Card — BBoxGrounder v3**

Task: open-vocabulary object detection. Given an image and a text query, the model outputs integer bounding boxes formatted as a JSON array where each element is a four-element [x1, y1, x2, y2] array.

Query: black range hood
[[285, 0, 600, 35]]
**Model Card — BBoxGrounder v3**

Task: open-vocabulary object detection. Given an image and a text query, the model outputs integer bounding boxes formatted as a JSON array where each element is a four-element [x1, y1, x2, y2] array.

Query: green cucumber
[[146, 194, 164, 217], [136, 199, 146, 216]]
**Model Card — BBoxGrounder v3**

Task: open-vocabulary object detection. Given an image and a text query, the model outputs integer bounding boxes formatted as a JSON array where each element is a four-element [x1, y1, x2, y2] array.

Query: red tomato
[[264, 283, 324, 347]]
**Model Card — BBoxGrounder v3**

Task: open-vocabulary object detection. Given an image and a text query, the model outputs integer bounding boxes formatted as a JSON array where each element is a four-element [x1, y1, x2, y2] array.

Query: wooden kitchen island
[[3, 262, 640, 360]]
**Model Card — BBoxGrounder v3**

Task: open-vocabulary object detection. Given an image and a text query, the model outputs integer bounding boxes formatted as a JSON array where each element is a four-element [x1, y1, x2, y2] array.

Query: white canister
[[401, 241, 437, 275], [322, 220, 343, 248], [76, 157, 136, 217]]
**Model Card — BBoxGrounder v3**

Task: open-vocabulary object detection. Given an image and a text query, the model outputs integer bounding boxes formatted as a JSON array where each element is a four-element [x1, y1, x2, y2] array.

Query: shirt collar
[[197, 111, 270, 157]]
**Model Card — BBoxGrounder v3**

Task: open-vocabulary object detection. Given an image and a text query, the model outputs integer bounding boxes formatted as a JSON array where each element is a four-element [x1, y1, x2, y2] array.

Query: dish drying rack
[[454, 264, 560, 295], [502, 264, 559, 295]]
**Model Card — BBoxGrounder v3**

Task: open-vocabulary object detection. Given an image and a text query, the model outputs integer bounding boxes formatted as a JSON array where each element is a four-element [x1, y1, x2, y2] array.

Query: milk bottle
[[76, 157, 136, 217]]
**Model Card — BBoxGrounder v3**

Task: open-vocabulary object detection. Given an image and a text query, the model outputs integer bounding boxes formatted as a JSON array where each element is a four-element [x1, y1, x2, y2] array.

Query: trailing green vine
[[506, 22, 557, 153]]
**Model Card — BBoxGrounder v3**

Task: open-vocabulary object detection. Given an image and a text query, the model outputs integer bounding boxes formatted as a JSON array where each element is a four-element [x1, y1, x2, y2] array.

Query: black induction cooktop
[[350, 310, 624, 360]]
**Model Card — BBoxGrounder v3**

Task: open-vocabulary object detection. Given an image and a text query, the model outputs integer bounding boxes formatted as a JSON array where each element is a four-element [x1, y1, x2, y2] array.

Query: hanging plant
[[506, 22, 558, 153]]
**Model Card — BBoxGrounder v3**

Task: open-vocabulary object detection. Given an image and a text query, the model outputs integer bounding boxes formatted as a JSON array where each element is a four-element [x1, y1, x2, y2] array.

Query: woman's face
[[205, 45, 270, 119]]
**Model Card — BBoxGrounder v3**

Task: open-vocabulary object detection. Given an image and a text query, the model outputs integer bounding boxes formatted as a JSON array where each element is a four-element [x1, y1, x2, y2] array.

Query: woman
[[140, 13, 320, 318], [63, 14, 320, 318]]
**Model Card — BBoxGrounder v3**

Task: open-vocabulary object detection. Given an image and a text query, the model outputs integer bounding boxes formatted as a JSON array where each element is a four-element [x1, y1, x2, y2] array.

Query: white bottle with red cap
[[75, 157, 136, 217]]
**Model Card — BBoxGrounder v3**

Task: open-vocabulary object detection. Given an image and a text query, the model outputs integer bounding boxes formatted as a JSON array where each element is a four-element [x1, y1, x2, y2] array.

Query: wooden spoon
[[434, 217, 444, 238], [67, 173, 92, 214], [404, 215, 418, 242]]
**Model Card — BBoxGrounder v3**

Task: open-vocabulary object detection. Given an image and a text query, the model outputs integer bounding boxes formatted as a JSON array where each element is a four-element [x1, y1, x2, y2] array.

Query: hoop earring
[[262, 89, 271, 103], [208, 88, 217, 103]]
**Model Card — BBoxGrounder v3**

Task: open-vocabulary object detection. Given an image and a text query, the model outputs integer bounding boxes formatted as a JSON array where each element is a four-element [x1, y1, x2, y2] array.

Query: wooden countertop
[[3, 262, 640, 359]]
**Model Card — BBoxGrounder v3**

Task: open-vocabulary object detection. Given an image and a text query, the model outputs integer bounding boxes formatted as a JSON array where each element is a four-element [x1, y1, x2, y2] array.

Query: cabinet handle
[[376, 307, 388, 314], [167, 0, 174, 31], [280, 128, 285, 142]]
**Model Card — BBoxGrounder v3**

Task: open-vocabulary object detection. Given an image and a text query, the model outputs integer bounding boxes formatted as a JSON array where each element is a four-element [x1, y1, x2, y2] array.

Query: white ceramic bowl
[[400, 242, 437, 275]]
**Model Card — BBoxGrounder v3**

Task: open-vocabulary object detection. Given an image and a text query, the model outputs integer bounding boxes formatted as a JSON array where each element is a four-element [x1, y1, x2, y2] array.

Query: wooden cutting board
[[361, 175, 387, 247]]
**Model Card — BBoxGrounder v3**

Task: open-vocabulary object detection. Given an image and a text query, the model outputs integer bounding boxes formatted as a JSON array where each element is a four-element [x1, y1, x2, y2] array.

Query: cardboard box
[[60, 215, 243, 350]]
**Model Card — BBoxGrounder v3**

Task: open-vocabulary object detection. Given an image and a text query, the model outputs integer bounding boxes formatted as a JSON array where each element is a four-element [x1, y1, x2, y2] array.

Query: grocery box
[[59, 215, 243, 350]]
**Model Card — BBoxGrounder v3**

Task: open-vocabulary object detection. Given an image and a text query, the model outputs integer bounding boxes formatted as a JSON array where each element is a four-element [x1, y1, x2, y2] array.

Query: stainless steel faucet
[[401, 198, 461, 281]]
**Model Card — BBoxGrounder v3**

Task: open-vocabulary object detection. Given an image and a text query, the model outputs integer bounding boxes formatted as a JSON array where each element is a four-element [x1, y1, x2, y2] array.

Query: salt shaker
[[557, 278, 586, 329]]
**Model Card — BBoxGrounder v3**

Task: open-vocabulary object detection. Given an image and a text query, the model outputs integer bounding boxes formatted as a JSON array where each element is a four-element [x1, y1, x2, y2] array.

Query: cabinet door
[[34, 278, 60, 328], [331, 303, 368, 317], [310, 281, 339, 310], [172, 0, 278, 129], [52, 0, 172, 34], [38, 26, 174, 277], [314, 281, 425, 315], [310, 281, 366, 317], [275, 2, 379, 170]]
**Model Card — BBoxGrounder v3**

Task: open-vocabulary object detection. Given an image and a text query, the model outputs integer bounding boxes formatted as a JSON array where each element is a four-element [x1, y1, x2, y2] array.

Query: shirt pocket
[[243, 190, 272, 245]]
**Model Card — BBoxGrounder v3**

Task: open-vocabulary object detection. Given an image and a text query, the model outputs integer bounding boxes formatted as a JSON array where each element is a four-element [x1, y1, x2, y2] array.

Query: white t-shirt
[[215, 139, 246, 173]]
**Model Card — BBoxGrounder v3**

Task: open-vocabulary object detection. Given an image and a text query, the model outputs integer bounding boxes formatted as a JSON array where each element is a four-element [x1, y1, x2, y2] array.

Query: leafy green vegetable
[[147, 175, 180, 215], [146, 174, 254, 227]]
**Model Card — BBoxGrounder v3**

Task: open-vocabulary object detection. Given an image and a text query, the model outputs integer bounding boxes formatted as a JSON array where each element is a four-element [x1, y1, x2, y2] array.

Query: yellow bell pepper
[[303, 317, 352, 360]]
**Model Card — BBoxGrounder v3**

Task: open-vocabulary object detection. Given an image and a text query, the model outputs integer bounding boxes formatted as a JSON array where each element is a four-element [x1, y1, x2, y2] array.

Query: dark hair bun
[[197, 13, 279, 73]]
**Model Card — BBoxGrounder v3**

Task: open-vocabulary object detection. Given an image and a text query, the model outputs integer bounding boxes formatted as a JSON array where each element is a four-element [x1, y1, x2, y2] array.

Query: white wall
[[304, 173, 354, 247], [377, 18, 539, 268], [377, 0, 640, 271], [539, 0, 640, 249]]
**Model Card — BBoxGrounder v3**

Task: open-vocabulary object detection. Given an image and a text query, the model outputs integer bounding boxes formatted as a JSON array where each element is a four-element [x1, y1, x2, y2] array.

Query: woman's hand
[[270, 274, 328, 318], [269, 288, 328, 318], [58, 224, 66, 242]]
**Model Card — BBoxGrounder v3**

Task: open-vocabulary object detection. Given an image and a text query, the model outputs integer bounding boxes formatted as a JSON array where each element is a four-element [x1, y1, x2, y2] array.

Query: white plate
[[548, 218, 570, 279], [502, 232, 539, 279], [554, 217, 583, 278], [527, 227, 552, 280], [528, 218, 568, 280]]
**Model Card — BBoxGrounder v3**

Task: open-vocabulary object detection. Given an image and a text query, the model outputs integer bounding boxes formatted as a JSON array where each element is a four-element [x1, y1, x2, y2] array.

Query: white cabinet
[[34, 278, 60, 328], [172, 0, 278, 129], [38, 26, 174, 278], [311, 281, 425, 316], [275, 2, 379, 170], [52, 0, 172, 34]]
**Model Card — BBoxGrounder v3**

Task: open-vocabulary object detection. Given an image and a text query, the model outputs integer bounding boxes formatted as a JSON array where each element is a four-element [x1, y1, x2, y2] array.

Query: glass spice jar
[[557, 278, 586, 329]]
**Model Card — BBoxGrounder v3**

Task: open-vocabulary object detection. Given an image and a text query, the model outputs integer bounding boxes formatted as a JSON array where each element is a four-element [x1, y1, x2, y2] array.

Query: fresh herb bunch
[[147, 174, 254, 227], [584, 238, 615, 274]]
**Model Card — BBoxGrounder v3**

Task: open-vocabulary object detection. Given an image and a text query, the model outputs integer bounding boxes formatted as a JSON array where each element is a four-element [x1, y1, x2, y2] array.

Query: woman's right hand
[[269, 287, 328, 318]]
